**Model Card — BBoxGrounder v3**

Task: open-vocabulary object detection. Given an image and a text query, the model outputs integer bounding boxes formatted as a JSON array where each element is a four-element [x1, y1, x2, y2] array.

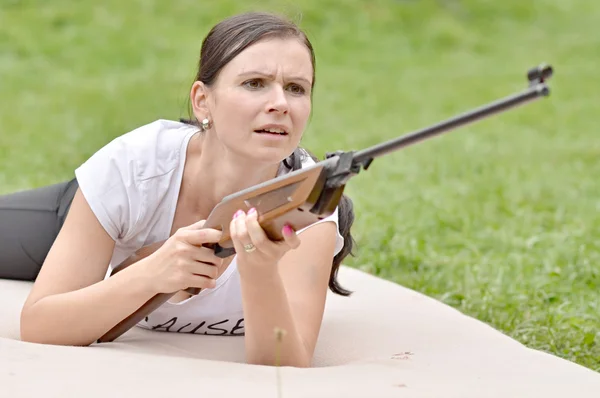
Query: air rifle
[[98, 63, 553, 343]]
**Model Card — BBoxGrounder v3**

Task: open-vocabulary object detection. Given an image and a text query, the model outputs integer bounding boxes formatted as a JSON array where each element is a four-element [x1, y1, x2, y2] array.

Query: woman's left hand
[[229, 207, 301, 271]]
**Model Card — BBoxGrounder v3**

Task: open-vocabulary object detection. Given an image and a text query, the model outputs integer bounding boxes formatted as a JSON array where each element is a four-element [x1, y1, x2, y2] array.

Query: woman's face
[[193, 37, 314, 164]]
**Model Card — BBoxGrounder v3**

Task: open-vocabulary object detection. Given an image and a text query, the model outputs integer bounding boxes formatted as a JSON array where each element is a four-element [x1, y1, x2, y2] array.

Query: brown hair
[[182, 11, 356, 296]]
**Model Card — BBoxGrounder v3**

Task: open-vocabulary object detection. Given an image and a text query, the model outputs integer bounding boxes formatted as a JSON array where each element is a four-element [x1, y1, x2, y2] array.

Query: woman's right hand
[[144, 220, 225, 294]]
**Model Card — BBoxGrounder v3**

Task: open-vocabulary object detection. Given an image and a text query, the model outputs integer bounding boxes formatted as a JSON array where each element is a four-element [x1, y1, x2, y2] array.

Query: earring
[[201, 118, 211, 131]]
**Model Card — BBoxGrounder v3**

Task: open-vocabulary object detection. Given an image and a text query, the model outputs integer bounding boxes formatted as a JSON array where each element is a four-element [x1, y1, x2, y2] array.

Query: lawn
[[1, 0, 598, 371]]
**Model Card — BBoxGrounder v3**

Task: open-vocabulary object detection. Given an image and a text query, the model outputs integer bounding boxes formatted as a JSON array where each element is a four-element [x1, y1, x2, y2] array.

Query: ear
[[190, 81, 210, 119]]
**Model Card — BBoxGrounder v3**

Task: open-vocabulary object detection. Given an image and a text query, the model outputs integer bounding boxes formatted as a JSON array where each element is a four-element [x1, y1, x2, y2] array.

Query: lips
[[254, 130, 287, 135], [253, 125, 289, 135]]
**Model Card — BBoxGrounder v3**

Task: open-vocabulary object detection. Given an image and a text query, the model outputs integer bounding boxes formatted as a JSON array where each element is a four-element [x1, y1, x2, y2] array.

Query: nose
[[266, 84, 289, 115]]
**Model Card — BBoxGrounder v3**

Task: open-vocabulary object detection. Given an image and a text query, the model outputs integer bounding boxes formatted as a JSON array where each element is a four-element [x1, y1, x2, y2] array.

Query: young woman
[[0, 11, 356, 367]]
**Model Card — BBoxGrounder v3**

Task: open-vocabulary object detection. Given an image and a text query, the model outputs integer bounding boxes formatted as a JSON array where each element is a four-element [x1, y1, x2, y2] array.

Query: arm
[[20, 189, 157, 346], [234, 214, 338, 367]]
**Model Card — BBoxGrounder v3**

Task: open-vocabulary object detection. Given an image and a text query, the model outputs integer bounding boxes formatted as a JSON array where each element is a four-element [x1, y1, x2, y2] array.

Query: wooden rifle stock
[[98, 63, 553, 343]]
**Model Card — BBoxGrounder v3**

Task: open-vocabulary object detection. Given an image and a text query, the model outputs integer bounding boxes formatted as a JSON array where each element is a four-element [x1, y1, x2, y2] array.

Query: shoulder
[[75, 119, 198, 187], [98, 119, 199, 180], [73, 119, 198, 240]]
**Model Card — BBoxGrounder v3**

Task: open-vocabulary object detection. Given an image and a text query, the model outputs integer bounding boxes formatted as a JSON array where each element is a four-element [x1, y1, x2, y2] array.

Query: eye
[[287, 83, 307, 95], [242, 78, 264, 89]]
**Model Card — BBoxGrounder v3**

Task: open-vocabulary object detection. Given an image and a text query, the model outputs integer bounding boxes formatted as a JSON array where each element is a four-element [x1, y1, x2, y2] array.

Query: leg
[[0, 178, 78, 281]]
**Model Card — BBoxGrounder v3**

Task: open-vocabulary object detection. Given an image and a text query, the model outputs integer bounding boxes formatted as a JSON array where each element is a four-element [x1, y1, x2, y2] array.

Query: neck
[[180, 132, 285, 216]]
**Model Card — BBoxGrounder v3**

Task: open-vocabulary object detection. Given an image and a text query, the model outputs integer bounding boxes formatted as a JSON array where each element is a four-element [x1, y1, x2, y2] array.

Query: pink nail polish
[[283, 224, 294, 235], [248, 207, 256, 215], [233, 210, 242, 219]]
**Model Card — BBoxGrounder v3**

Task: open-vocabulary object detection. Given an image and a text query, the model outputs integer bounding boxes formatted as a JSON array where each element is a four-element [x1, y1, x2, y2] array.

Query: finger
[[186, 274, 217, 290], [229, 215, 242, 254], [181, 219, 206, 230], [245, 208, 297, 253], [190, 246, 225, 267], [234, 210, 253, 248], [229, 211, 243, 253], [187, 260, 219, 280], [177, 227, 223, 247], [245, 208, 270, 249], [230, 210, 253, 255], [230, 236, 245, 259], [281, 224, 301, 250]]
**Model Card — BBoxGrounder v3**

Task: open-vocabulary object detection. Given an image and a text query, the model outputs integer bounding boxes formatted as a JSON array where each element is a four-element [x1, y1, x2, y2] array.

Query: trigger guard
[[214, 244, 236, 258]]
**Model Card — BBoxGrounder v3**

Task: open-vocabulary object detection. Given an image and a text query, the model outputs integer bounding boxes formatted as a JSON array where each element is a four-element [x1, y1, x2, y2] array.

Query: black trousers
[[0, 178, 78, 281]]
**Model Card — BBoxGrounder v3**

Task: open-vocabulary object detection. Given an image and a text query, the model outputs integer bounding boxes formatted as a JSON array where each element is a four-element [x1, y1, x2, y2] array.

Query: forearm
[[20, 259, 155, 346], [239, 269, 311, 367]]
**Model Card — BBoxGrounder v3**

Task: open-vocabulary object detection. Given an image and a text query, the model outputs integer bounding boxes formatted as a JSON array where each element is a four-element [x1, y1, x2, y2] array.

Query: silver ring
[[244, 243, 256, 252]]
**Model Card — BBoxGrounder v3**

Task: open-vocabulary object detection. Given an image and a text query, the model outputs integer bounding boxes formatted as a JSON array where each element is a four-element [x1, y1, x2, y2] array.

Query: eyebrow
[[238, 71, 312, 86]]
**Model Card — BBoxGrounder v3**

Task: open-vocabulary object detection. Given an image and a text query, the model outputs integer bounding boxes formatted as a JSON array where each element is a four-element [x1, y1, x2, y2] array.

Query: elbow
[[19, 305, 94, 347], [282, 358, 311, 368], [20, 325, 94, 347], [244, 332, 315, 367], [247, 358, 311, 368], [246, 352, 312, 368], [19, 305, 41, 344], [19, 328, 50, 345], [19, 300, 49, 344]]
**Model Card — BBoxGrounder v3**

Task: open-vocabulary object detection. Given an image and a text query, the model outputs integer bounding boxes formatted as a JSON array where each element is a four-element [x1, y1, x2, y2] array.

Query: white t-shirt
[[74, 119, 344, 336]]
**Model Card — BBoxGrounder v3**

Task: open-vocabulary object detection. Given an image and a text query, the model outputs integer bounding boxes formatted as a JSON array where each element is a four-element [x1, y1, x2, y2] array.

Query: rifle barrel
[[352, 82, 549, 166]]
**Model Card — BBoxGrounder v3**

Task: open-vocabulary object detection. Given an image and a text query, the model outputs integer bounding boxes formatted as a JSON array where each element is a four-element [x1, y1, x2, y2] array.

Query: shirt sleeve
[[296, 205, 345, 257], [74, 136, 142, 242]]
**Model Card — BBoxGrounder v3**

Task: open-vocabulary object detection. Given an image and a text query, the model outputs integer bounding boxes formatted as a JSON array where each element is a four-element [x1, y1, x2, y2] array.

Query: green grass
[[1, 0, 599, 371]]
